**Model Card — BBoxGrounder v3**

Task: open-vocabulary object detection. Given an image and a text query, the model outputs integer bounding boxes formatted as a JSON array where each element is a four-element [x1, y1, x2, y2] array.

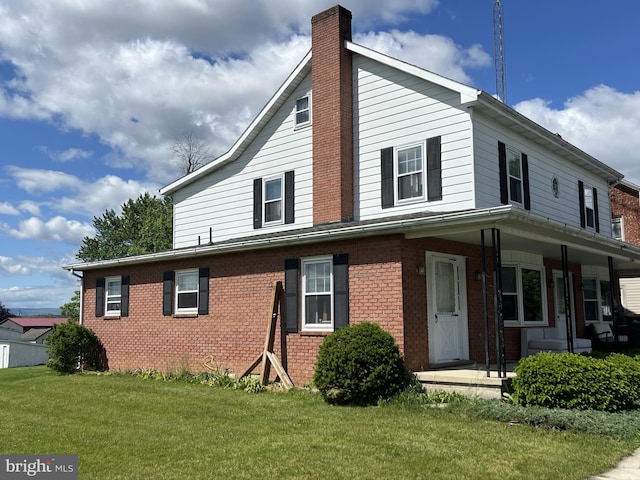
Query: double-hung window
[[583, 277, 612, 323], [501, 264, 546, 325], [175, 269, 198, 314], [264, 176, 283, 224], [302, 257, 333, 329], [396, 144, 423, 202], [105, 276, 122, 316], [612, 216, 623, 240], [295, 95, 310, 127], [507, 148, 523, 205], [584, 185, 595, 228]]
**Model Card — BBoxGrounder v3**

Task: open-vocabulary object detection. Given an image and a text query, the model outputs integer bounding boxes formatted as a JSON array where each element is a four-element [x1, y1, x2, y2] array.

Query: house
[[63, 5, 640, 384], [611, 180, 640, 315], [0, 318, 66, 368]]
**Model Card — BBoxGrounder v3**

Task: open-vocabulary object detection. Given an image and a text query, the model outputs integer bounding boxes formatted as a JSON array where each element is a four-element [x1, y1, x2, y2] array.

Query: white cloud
[[2, 216, 94, 244], [0, 0, 459, 185], [354, 30, 491, 84], [7, 166, 80, 194], [0, 202, 19, 215], [514, 85, 640, 185], [0, 256, 30, 275], [38, 146, 94, 162], [18, 201, 41, 216]]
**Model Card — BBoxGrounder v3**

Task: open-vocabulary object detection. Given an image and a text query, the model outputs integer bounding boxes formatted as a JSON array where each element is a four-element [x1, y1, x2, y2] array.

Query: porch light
[[416, 265, 426, 276]]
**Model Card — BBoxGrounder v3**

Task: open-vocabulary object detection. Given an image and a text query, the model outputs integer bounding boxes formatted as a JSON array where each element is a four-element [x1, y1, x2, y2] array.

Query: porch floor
[[415, 363, 517, 400]]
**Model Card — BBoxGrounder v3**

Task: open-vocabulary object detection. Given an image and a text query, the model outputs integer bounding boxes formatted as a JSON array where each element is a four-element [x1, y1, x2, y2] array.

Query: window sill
[[300, 330, 333, 336], [173, 313, 198, 319], [103, 315, 121, 320]]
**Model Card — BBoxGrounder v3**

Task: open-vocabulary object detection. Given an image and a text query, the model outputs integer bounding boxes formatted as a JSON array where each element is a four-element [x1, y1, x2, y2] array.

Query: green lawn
[[0, 367, 637, 480]]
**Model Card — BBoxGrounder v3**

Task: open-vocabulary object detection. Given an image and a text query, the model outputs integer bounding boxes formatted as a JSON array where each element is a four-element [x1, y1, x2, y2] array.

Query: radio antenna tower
[[493, 0, 506, 103]]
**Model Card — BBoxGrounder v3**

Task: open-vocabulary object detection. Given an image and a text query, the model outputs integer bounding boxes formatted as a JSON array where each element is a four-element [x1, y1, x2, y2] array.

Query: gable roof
[[2, 317, 67, 328], [160, 38, 622, 197]]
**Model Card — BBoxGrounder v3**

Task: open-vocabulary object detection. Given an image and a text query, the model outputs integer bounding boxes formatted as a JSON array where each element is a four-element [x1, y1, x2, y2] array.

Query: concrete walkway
[[588, 447, 640, 479]]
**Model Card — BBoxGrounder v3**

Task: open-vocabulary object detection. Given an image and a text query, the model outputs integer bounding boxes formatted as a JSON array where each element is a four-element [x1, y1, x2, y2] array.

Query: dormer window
[[295, 95, 310, 127]]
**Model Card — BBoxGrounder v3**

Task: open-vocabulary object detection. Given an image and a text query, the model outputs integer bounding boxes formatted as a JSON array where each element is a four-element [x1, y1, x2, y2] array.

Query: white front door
[[427, 253, 469, 364], [553, 271, 575, 340]]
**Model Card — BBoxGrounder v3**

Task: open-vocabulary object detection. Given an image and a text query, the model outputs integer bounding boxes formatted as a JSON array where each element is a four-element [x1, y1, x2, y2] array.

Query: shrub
[[512, 352, 640, 412], [46, 320, 102, 374], [313, 322, 412, 406]]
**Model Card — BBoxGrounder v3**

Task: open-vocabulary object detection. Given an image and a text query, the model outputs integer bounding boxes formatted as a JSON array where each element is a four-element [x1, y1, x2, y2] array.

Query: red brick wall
[[82, 235, 406, 385], [311, 5, 354, 224], [611, 183, 640, 245]]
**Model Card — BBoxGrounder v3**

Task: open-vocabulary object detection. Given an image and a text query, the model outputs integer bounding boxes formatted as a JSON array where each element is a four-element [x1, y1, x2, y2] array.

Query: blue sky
[[1, 0, 639, 311]]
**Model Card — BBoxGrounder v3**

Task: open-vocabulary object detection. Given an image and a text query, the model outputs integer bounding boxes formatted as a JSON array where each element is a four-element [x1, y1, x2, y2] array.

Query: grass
[[1, 367, 638, 480]]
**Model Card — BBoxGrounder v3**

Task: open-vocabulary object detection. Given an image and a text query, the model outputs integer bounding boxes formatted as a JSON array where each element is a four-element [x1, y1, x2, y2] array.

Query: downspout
[[70, 269, 84, 325]]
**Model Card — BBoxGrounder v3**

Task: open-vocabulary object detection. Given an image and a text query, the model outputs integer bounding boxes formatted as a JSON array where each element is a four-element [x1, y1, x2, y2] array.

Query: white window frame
[[583, 183, 595, 229], [394, 143, 425, 204], [175, 269, 199, 314], [105, 276, 122, 316], [583, 276, 612, 324], [612, 216, 624, 240], [302, 256, 334, 331], [501, 263, 547, 326], [507, 147, 523, 206], [295, 94, 311, 128], [263, 175, 283, 225]]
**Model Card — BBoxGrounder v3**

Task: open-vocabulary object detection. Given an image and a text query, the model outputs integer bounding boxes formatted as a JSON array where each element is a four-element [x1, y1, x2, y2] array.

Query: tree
[[0, 299, 12, 321], [77, 193, 173, 262], [171, 129, 215, 175], [60, 291, 80, 322]]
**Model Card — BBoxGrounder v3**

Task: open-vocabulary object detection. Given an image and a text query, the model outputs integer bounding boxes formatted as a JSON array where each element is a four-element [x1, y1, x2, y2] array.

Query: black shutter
[[522, 153, 531, 210], [253, 178, 262, 229], [426, 136, 442, 201], [285, 170, 295, 224], [578, 181, 586, 228], [333, 254, 349, 330], [381, 147, 394, 209], [162, 271, 173, 316], [120, 275, 130, 317], [284, 259, 299, 333], [95, 277, 105, 317], [498, 141, 508, 205], [198, 268, 209, 315], [593, 187, 600, 233]]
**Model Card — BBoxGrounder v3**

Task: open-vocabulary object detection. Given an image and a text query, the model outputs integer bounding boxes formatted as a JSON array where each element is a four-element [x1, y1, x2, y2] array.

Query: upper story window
[[175, 269, 199, 314], [295, 95, 310, 127], [612, 216, 623, 240], [396, 144, 424, 202], [501, 263, 546, 326], [302, 256, 334, 330], [498, 141, 530, 210], [253, 171, 294, 229], [264, 176, 283, 224], [578, 181, 599, 232], [105, 276, 122, 316], [507, 147, 523, 205]]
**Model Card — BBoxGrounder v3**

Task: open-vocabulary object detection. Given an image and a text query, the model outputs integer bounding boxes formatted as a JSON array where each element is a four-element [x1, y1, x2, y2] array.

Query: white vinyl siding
[[473, 111, 612, 235], [354, 55, 476, 220], [620, 277, 640, 315], [172, 76, 314, 248]]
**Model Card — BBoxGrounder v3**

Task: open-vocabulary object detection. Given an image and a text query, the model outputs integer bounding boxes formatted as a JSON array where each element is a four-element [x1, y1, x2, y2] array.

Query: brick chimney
[[311, 5, 354, 224]]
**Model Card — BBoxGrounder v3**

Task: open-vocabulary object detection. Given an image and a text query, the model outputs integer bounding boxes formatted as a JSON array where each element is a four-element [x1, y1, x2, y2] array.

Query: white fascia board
[[345, 41, 479, 105], [160, 51, 313, 196]]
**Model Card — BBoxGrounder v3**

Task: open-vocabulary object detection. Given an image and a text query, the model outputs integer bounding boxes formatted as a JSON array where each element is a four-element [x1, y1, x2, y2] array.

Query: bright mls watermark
[[0, 455, 78, 479]]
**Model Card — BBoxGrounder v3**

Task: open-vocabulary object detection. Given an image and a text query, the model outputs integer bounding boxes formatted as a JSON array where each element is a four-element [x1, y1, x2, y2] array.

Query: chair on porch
[[589, 323, 630, 351], [521, 324, 592, 357]]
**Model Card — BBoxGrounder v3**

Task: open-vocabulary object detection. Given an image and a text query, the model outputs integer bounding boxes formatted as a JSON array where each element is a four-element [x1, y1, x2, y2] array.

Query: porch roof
[[63, 206, 640, 276]]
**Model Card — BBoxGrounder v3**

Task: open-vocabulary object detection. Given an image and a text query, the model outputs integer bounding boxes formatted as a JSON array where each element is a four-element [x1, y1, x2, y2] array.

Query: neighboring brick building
[[611, 180, 640, 313], [65, 5, 640, 384]]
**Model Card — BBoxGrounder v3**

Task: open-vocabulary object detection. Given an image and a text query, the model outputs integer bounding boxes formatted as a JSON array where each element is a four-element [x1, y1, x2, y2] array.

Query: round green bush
[[313, 322, 412, 406], [46, 320, 102, 374], [512, 352, 640, 412]]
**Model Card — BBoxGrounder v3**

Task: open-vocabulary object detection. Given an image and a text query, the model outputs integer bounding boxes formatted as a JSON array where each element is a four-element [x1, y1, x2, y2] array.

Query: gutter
[[70, 269, 84, 325], [63, 206, 515, 271]]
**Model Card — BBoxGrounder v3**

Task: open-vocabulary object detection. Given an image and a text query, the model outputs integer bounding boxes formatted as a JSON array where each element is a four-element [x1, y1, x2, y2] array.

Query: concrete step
[[415, 369, 514, 400]]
